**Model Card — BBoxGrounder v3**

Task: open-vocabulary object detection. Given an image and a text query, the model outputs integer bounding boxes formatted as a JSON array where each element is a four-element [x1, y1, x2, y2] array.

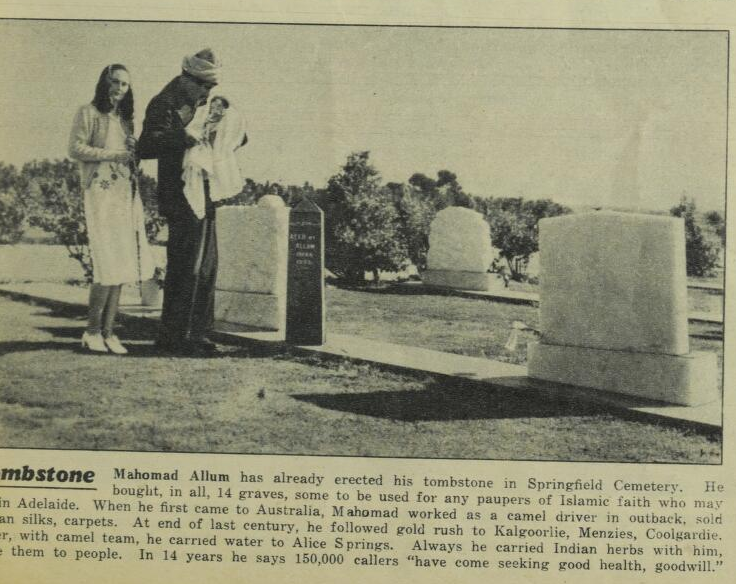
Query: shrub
[[478, 196, 570, 280], [17, 159, 93, 280], [704, 209, 726, 248], [18, 159, 163, 282], [670, 197, 720, 277], [0, 163, 24, 244], [390, 183, 436, 272], [0, 192, 25, 244], [320, 152, 408, 283], [228, 178, 322, 209]]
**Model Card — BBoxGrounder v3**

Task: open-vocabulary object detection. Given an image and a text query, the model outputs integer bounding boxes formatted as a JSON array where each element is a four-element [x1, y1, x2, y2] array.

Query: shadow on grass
[[331, 282, 463, 297], [292, 377, 611, 422], [294, 375, 722, 440], [690, 332, 723, 341], [0, 340, 77, 357], [7, 300, 289, 360], [0, 337, 176, 359], [34, 302, 158, 347], [689, 326, 723, 341]]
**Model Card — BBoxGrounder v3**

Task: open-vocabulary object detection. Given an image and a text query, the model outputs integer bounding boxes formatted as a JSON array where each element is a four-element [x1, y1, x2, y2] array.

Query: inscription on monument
[[286, 198, 326, 345]]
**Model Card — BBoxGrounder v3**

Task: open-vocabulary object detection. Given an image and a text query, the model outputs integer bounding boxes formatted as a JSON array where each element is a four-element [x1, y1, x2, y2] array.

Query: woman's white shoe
[[81, 331, 108, 353], [103, 335, 128, 355]]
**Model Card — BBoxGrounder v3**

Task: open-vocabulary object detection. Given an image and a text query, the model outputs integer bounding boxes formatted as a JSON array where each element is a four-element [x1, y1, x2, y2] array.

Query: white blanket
[[182, 108, 247, 219]]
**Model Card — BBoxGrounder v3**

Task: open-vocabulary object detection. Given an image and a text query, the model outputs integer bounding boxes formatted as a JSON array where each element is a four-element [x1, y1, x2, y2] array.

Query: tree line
[[227, 151, 571, 283], [0, 153, 725, 283]]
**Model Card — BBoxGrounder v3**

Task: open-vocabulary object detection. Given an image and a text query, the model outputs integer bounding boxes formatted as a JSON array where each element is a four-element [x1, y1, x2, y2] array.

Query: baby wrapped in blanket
[[182, 96, 248, 218]]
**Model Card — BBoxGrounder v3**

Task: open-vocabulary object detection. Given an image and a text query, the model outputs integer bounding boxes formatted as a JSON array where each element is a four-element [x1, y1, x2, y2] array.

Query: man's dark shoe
[[154, 338, 182, 355], [154, 336, 219, 357], [195, 339, 219, 355], [180, 339, 219, 357]]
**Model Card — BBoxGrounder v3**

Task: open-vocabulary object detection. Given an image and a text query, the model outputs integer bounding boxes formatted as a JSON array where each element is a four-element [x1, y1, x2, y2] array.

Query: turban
[[182, 48, 221, 85]]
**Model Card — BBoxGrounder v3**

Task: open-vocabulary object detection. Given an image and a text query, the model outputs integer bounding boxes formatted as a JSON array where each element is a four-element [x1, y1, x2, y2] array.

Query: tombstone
[[215, 195, 290, 332], [286, 197, 326, 345], [527, 211, 718, 406], [422, 206, 504, 291]]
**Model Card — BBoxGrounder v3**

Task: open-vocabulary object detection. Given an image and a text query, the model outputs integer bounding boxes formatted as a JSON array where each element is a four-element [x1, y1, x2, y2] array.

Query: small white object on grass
[[504, 329, 519, 352], [505, 321, 539, 352]]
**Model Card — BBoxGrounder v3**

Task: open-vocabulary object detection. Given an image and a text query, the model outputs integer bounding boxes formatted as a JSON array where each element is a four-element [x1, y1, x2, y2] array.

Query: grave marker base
[[215, 290, 284, 332], [527, 341, 718, 406]]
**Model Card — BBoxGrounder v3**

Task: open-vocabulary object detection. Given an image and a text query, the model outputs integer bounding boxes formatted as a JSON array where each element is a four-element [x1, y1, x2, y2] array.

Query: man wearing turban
[[138, 48, 222, 356]]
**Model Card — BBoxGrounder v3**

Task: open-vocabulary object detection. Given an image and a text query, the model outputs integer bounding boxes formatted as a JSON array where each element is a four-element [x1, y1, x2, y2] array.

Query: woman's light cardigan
[[68, 104, 130, 188]]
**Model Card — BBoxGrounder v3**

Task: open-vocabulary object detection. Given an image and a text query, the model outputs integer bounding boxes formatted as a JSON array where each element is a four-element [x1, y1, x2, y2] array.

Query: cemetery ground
[[327, 285, 723, 367], [0, 277, 722, 463]]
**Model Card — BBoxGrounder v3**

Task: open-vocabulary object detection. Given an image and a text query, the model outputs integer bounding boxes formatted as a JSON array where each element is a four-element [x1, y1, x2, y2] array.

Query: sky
[[0, 20, 728, 212]]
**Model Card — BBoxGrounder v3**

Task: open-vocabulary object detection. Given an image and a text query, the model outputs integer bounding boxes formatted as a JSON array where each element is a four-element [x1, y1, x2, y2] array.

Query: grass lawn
[[505, 279, 722, 315], [326, 286, 723, 375], [688, 287, 724, 314], [0, 295, 720, 463], [327, 285, 539, 364]]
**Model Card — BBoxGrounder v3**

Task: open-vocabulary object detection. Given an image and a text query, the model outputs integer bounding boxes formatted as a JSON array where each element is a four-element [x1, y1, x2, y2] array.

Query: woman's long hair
[[91, 64, 134, 130]]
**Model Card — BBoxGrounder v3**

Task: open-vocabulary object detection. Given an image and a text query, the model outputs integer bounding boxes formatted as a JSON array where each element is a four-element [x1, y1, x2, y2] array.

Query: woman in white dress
[[69, 64, 155, 354]]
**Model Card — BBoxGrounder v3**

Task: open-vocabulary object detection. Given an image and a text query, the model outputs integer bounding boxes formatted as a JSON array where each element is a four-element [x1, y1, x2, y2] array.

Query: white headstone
[[215, 196, 290, 332], [528, 211, 717, 406], [423, 206, 502, 291]]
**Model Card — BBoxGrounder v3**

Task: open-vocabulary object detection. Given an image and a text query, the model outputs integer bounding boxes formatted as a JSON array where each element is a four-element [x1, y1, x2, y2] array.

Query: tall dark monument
[[286, 197, 326, 345]]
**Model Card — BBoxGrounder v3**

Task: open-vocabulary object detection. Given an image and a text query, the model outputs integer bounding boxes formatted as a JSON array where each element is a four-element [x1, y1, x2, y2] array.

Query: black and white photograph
[[0, 19, 726, 464]]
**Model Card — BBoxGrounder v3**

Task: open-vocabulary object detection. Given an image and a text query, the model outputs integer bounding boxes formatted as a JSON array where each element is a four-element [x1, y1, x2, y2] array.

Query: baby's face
[[208, 99, 226, 121]]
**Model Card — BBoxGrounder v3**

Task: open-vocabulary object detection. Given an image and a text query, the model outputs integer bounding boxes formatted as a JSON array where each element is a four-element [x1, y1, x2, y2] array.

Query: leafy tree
[[283, 183, 320, 208], [388, 182, 435, 272], [0, 163, 24, 244], [0, 192, 25, 244], [435, 170, 473, 208], [407, 173, 437, 196], [17, 159, 163, 282], [478, 196, 570, 280], [230, 178, 282, 206], [321, 151, 408, 283], [522, 198, 570, 225], [408, 170, 472, 210], [228, 178, 321, 209], [0, 162, 15, 190], [18, 159, 93, 280], [704, 209, 726, 247], [487, 209, 537, 279], [390, 169, 472, 271], [670, 197, 720, 277]]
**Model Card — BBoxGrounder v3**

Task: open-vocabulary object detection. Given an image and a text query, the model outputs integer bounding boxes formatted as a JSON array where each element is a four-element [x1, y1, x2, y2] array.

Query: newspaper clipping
[[0, 1, 733, 582]]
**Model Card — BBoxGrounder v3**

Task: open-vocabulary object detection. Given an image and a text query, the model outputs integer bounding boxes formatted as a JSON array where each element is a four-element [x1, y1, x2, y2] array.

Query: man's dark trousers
[[159, 201, 217, 346]]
